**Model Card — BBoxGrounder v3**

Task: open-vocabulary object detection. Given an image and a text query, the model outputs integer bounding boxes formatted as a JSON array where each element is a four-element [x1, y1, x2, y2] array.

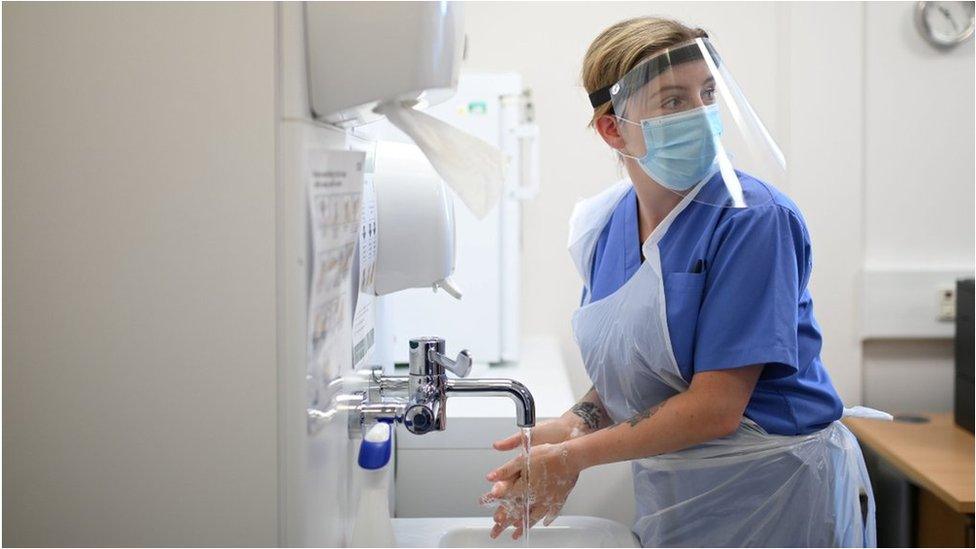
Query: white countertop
[[396, 336, 575, 449]]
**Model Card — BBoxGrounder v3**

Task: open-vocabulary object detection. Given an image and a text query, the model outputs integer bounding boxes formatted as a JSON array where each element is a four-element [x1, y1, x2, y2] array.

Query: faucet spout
[[353, 338, 537, 434], [445, 378, 536, 427]]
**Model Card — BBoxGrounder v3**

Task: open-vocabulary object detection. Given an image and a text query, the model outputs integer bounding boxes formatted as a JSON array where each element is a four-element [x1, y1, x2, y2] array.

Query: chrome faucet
[[346, 336, 536, 435]]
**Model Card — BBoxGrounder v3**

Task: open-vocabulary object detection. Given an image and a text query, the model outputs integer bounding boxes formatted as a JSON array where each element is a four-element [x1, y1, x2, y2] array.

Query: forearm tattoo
[[571, 401, 606, 431], [620, 402, 666, 429]]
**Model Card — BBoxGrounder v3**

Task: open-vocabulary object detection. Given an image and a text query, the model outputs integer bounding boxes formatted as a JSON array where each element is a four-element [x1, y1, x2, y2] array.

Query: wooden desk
[[845, 413, 974, 546], [845, 413, 974, 514]]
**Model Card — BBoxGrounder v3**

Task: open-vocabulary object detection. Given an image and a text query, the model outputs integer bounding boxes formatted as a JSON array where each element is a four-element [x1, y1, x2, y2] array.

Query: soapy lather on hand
[[480, 392, 610, 540]]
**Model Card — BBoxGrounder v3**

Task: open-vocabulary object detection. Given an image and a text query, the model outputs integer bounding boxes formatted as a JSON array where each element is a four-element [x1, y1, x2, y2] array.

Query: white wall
[[860, 2, 974, 414], [3, 4, 280, 546], [864, 4, 975, 270]]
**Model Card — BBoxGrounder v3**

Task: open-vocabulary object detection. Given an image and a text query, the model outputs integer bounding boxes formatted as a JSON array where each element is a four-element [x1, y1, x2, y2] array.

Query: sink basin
[[392, 516, 639, 548]]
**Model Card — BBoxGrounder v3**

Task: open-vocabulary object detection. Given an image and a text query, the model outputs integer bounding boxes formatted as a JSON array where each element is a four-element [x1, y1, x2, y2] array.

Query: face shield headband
[[588, 39, 722, 112]]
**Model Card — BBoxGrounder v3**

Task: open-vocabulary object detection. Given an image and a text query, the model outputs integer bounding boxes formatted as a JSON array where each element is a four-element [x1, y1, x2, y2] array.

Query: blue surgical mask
[[622, 104, 724, 191]]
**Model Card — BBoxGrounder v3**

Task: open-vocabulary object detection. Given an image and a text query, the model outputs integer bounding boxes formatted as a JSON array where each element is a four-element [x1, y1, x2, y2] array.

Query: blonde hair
[[581, 17, 708, 127]]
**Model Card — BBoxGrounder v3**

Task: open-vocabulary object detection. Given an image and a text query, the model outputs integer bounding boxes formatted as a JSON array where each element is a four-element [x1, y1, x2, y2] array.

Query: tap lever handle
[[450, 350, 473, 377], [430, 349, 472, 378]]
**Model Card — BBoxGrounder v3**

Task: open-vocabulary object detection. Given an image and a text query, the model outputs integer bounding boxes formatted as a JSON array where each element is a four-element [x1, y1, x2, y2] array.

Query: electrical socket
[[938, 287, 956, 322]]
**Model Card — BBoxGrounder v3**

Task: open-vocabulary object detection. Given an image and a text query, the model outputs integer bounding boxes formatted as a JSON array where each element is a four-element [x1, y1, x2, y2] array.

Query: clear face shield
[[591, 38, 785, 208]]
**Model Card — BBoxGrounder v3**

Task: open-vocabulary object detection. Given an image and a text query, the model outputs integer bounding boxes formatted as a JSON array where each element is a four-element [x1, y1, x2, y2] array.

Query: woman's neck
[[625, 160, 683, 245]]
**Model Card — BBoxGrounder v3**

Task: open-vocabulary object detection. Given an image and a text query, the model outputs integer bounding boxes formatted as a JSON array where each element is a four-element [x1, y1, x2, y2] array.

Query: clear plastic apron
[[568, 179, 879, 547]]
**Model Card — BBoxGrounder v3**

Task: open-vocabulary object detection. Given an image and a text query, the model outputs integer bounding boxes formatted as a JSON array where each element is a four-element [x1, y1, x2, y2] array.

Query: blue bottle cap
[[358, 421, 392, 470]]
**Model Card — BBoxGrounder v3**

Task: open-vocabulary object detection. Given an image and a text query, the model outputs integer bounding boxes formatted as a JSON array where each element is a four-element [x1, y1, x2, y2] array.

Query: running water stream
[[520, 427, 532, 547]]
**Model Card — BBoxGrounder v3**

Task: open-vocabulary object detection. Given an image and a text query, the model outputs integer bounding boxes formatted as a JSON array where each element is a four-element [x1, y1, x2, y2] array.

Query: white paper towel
[[375, 101, 506, 219]]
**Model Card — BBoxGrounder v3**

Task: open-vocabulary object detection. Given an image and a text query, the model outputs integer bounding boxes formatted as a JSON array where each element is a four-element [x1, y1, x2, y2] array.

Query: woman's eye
[[662, 97, 682, 109], [702, 88, 717, 102]]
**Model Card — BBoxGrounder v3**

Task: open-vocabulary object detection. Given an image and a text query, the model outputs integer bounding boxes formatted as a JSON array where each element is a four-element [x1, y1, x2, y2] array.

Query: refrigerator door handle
[[511, 123, 540, 200]]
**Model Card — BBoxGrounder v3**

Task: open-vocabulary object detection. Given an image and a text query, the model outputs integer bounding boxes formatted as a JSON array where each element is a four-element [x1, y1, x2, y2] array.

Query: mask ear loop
[[612, 116, 644, 161]]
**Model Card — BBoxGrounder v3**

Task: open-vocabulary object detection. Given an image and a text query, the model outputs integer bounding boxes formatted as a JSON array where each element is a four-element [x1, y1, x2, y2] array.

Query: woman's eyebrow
[[647, 84, 687, 100]]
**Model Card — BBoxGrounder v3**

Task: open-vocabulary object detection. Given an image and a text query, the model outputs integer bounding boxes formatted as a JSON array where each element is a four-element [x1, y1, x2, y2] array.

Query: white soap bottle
[[350, 421, 395, 548]]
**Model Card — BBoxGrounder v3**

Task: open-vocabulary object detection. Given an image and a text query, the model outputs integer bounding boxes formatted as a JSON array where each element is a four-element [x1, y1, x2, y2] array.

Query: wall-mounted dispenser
[[304, 2, 465, 128], [371, 141, 460, 298]]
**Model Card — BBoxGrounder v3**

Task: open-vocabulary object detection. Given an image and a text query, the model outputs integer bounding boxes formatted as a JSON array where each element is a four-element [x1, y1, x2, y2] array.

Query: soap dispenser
[[371, 144, 462, 299], [350, 421, 395, 548]]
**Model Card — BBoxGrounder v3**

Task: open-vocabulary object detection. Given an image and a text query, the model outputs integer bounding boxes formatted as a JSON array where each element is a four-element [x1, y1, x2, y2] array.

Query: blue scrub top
[[587, 172, 843, 436]]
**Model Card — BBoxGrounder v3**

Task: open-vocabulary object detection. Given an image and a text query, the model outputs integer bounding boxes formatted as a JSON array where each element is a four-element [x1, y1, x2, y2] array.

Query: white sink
[[392, 516, 639, 548]]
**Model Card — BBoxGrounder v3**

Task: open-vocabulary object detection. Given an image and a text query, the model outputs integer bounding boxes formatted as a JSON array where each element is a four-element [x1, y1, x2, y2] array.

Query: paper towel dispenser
[[304, 2, 465, 128]]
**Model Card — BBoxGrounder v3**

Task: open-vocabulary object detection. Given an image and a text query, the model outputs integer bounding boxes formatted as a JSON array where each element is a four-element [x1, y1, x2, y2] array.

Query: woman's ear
[[595, 114, 628, 153]]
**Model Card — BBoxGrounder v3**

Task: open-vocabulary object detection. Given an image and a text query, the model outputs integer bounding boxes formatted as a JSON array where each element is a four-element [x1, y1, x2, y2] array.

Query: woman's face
[[615, 59, 717, 157]]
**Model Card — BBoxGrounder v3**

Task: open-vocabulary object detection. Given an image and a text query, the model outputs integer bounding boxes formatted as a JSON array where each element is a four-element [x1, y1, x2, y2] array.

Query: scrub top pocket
[[663, 271, 707, 381], [664, 271, 706, 292]]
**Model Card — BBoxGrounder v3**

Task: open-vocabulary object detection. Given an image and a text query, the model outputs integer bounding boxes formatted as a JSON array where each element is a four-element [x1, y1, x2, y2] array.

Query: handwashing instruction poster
[[351, 177, 377, 371], [306, 148, 365, 386]]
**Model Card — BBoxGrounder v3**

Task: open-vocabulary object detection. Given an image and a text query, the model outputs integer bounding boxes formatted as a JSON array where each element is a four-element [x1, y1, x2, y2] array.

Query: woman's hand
[[483, 417, 577, 540], [491, 388, 611, 452], [481, 443, 582, 540], [490, 417, 575, 452], [482, 388, 609, 539]]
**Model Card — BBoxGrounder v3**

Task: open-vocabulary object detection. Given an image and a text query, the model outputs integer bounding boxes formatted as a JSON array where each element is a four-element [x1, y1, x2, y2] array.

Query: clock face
[[917, 1, 976, 48]]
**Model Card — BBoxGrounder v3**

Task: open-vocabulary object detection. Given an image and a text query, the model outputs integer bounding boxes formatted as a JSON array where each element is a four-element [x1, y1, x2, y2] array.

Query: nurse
[[483, 17, 882, 547]]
